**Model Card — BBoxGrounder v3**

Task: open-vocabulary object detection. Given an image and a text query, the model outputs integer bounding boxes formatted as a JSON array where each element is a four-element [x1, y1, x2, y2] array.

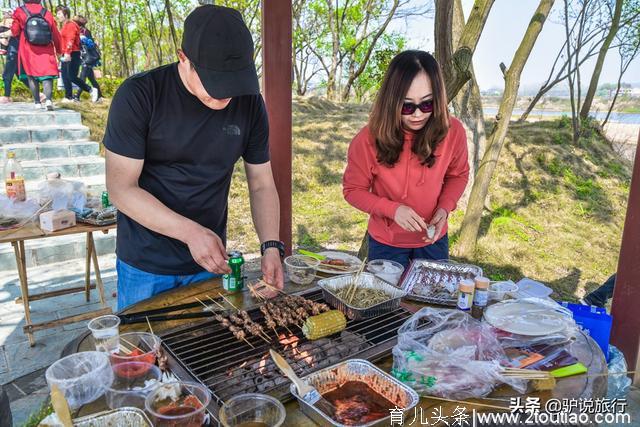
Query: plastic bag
[[0, 195, 40, 229], [37, 174, 86, 211], [392, 307, 527, 399], [606, 346, 631, 399], [45, 351, 113, 409], [489, 298, 579, 349]]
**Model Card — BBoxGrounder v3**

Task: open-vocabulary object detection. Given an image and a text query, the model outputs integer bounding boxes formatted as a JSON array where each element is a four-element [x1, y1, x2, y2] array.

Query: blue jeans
[[368, 234, 449, 270], [116, 259, 218, 311]]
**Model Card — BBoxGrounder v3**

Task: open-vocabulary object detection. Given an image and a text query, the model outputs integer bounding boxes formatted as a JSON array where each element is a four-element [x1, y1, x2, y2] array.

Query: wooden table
[[65, 276, 607, 425], [0, 222, 115, 346]]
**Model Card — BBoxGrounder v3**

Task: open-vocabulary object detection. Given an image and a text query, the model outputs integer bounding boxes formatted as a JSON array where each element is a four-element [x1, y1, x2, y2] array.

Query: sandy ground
[[603, 122, 639, 162]]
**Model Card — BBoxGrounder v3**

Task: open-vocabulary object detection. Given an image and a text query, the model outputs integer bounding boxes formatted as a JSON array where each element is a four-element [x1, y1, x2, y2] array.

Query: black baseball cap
[[181, 5, 259, 98]]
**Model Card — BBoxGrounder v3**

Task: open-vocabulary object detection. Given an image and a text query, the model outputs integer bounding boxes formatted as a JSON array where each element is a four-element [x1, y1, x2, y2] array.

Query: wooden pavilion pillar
[[262, 0, 293, 255], [611, 131, 640, 385]]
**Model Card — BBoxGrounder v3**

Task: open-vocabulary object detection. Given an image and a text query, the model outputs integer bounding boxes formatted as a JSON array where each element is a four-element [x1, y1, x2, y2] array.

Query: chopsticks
[[346, 257, 367, 304]]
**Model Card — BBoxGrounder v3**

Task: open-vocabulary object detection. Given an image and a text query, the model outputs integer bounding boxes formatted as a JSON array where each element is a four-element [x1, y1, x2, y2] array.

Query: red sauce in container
[[323, 381, 396, 425]]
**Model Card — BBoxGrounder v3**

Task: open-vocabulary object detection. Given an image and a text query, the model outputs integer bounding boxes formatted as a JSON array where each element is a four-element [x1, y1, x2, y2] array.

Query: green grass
[[22, 402, 53, 427], [73, 98, 631, 303]]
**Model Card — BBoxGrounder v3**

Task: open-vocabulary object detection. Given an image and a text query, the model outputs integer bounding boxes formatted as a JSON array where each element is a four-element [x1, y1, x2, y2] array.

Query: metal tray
[[399, 259, 483, 306], [290, 359, 419, 427], [73, 407, 151, 427], [317, 272, 407, 320]]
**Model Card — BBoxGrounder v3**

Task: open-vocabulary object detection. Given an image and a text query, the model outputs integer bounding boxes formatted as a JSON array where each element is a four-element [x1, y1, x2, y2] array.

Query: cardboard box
[[39, 209, 76, 232]]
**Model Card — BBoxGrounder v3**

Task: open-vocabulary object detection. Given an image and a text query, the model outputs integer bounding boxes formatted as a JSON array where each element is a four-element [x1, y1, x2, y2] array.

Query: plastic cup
[[105, 362, 161, 409], [88, 314, 121, 354], [109, 332, 161, 366], [145, 382, 211, 427], [366, 259, 405, 286], [219, 393, 286, 427], [285, 255, 320, 285], [488, 281, 519, 302]]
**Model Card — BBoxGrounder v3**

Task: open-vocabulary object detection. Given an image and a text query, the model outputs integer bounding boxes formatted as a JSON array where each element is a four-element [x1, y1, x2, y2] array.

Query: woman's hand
[[394, 205, 428, 232], [423, 208, 448, 243]]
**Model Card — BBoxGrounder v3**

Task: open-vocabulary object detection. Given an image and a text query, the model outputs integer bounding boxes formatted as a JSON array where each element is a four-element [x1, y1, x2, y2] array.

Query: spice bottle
[[471, 276, 490, 319], [4, 151, 26, 201], [457, 279, 475, 312]]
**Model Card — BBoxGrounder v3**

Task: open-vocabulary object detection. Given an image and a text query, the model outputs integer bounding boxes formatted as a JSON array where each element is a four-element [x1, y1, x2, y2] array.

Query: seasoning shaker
[[457, 279, 475, 311], [471, 276, 490, 319]]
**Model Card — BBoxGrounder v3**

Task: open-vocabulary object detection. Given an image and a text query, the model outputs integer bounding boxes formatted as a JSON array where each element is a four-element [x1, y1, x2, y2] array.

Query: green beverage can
[[223, 251, 245, 292], [101, 191, 110, 208]]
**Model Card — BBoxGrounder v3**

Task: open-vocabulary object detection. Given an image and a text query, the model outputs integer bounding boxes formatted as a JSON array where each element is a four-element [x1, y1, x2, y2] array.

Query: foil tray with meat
[[290, 359, 419, 427], [398, 259, 483, 306]]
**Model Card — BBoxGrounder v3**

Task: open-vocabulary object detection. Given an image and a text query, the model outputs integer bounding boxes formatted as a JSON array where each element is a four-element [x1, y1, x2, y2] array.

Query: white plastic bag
[[392, 307, 527, 399]]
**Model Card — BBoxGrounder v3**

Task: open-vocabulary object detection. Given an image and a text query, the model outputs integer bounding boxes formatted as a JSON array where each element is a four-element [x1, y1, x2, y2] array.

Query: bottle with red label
[[3, 151, 26, 201]]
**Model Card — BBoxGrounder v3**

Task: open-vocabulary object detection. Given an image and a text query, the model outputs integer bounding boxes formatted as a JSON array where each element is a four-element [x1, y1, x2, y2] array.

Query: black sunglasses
[[401, 100, 434, 115]]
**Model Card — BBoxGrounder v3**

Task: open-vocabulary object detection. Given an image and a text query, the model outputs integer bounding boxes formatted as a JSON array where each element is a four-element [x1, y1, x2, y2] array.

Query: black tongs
[[118, 298, 228, 325]]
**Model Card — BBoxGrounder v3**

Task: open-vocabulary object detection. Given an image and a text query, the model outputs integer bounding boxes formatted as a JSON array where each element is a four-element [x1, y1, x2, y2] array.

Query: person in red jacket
[[342, 50, 469, 267], [56, 6, 94, 102], [10, 0, 61, 110]]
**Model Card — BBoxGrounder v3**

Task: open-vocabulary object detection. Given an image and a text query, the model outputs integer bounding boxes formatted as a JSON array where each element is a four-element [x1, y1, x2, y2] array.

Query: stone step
[[0, 109, 82, 128], [0, 125, 90, 145], [20, 156, 104, 181], [0, 229, 116, 272], [23, 174, 106, 195], [0, 141, 100, 161]]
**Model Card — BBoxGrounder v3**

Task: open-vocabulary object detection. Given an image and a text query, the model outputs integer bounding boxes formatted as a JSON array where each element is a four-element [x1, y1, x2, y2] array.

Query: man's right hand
[[393, 205, 428, 232], [184, 224, 231, 274]]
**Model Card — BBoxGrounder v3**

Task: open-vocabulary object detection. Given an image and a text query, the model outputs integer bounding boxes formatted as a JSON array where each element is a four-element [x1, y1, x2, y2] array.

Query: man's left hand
[[261, 248, 284, 298], [423, 208, 448, 244]]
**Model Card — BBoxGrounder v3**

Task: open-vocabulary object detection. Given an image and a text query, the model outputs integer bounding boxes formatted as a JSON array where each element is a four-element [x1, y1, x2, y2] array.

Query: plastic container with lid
[[472, 276, 490, 319], [457, 279, 475, 311]]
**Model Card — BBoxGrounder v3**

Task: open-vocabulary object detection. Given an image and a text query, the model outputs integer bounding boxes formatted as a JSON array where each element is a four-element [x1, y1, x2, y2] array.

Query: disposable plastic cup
[[88, 314, 121, 354], [219, 393, 286, 427]]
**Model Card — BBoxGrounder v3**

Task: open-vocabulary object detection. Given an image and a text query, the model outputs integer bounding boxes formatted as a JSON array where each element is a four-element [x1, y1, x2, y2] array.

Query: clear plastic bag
[[37, 174, 86, 211], [606, 345, 631, 399], [392, 307, 527, 399], [488, 298, 579, 349], [0, 195, 40, 229], [45, 351, 114, 409]]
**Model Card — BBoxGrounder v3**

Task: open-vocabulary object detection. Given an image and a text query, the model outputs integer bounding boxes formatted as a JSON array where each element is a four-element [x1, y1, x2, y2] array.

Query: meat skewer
[[260, 305, 279, 337], [208, 295, 271, 343], [195, 297, 255, 348]]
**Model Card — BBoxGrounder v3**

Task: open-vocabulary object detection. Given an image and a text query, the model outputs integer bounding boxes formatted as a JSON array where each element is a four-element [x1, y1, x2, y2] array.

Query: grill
[[158, 288, 416, 421]]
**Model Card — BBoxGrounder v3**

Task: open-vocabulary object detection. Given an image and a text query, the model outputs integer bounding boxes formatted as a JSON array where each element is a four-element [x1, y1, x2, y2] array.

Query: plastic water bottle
[[3, 151, 26, 201]]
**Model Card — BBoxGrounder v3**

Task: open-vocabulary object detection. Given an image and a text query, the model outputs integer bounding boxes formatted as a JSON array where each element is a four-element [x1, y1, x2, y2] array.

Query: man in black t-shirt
[[104, 5, 284, 309]]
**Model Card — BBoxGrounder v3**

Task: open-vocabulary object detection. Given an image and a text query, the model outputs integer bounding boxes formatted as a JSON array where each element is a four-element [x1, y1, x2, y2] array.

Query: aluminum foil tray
[[290, 359, 419, 427], [317, 272, 407, 320], [399, 259, 483, 306], [73, 407, 152, 427]]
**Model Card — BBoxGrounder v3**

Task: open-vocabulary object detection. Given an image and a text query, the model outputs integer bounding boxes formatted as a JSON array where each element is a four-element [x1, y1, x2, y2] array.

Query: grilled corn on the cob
[[302, 310, 346, 340]]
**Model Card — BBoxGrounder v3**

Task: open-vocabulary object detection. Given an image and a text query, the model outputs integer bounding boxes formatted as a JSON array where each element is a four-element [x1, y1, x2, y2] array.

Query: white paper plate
[[315, 251, 362, 274], [484, 300, 567, 336]]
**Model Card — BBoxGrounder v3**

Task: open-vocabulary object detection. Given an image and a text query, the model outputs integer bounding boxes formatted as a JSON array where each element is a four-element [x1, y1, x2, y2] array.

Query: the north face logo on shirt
[[223, 125, 241, 136]]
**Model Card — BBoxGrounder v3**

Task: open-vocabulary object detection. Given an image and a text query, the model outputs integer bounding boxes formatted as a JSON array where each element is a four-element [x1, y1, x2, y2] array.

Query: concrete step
[[0, 229, 116, 273], [20, 156, 104, 181], [0, 109, 82, 128], [23, 174, 106, 195], [0, 141, 100, 161], [0, 125, 90, 145]]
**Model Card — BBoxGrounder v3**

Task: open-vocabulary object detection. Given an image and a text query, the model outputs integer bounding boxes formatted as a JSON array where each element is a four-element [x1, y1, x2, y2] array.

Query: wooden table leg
[[89, 234, 106, 305], [12, 240, 35, 346], [85, 233, 92, 302]]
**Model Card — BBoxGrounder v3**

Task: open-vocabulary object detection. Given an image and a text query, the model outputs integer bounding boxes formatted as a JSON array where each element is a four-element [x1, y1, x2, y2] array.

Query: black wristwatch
[[261, 240, 285, 257]]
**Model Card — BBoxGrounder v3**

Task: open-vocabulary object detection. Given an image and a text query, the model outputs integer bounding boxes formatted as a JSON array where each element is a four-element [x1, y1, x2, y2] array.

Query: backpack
[[80, 34, 100, 66], [21, 6, 52, 45]]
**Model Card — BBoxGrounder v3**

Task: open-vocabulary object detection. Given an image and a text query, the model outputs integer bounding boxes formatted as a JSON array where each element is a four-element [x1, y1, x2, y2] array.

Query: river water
[[483, 108, 640, 124]]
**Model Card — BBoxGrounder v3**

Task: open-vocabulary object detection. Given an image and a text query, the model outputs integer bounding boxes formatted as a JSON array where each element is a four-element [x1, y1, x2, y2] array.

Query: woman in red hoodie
[[11, 0, 61, 110], [56, 6, 92, 102], [343, 50, 469, 267]]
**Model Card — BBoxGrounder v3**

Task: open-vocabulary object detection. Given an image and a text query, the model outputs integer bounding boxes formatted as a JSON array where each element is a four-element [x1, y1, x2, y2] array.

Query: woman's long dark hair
[[369, 50, 449, 167]]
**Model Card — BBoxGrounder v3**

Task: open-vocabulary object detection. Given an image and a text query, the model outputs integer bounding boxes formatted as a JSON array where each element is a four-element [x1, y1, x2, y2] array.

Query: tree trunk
[[451, 0, 487, 208], [564, 0, 579, 144], [580, 0, 623, 119], [455, 0, 555, 258], [164, 0, 180, 54]]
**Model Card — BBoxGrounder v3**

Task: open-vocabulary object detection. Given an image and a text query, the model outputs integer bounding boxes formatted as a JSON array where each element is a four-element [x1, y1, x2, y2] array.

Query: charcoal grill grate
[[158, 288, 416, 421]]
